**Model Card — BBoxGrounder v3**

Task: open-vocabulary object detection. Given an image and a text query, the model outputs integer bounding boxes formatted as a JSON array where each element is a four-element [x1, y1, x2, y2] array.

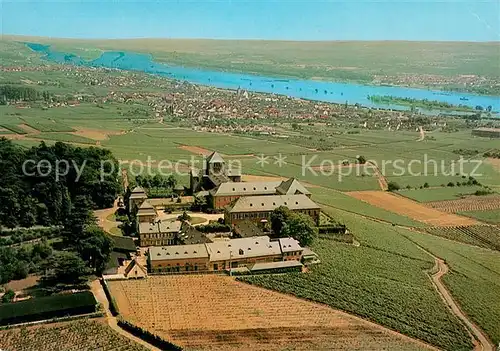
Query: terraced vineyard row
[[424, 225, 500, 250], [426, 195, 500, 213], [0, 319, 148, 351]]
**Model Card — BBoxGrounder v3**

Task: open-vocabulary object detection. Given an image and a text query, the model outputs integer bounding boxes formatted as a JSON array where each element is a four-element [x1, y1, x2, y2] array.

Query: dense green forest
[[0, 138, 120, 228], [0, 139, 121, 286]]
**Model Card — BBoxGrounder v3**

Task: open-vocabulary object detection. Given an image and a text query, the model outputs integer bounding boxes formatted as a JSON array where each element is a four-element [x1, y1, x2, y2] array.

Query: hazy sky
[[1, 0, 499, 41]]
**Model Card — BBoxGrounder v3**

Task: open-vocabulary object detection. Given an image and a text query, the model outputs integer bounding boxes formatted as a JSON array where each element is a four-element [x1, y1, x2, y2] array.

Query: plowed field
[[108, 275, 434, 350]]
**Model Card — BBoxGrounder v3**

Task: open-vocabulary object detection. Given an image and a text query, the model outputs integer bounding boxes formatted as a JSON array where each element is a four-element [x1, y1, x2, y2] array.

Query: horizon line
[[2, 34, 499, 44]]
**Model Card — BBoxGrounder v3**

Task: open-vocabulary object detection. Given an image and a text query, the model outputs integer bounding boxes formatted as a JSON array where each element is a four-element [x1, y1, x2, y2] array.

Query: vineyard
[[0, 319, 148, 351], [107, 275, 433, 351], [426, 194, 500, 213], [423, 225, 500, 251], [0, 124, 27, 135], [23, 121, 75, 132]]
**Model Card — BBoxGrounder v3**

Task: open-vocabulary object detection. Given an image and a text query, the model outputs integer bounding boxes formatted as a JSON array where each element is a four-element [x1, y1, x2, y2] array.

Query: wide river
[[27, 43, 500, 114]]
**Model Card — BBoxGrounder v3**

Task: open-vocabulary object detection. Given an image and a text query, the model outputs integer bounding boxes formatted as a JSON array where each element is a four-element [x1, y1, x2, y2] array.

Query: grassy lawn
[[106, 213, 117, 222], [457, 209, 500, 224], [108, 226, 123, 236], [402, 229, 500, 346], [397, 185, 485, 203], [189, 217, 207, 225], [240, 209, 473, 350]]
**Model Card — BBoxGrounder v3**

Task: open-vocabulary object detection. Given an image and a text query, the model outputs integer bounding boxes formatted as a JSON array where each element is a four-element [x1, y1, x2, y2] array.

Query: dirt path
[[94, 200, 120, 235], [367, 161, 388, 191], [90, 280, 161, 351], [415, 247, 494, 351]]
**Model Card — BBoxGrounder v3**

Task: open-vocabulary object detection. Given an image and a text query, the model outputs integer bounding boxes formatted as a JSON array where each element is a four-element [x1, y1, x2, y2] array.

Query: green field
[[0, 319, 148, 351], [458, 209, 500, 224], [397, 185, 486, 202], [4, 35, 500, 94], [24, 121, 75, 132], [423, 225, 500, 250], [402, 229, 500, 346], [35, 132, 96, 145], [0, 124, 27, 134], [240, 208, 473, 350]]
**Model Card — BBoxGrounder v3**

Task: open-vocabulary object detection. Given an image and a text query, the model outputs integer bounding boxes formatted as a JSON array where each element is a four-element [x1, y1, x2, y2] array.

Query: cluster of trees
[[270, 206, 318, 246], [0, 195, 114, 288], [390, 176, 484, 192], [0, 240, 53, 285], [135, 174, 177, 190], [0, 138, 121, 229], [484, 150, 500, 159], [134, 174, 178, 198], [0, 85, 51, 104]]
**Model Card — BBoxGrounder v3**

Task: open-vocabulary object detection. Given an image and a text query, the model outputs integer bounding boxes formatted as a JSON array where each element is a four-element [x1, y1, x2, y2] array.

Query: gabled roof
[[131, 186, 146, 194], [110, 235, 137, 252], [139, 220, 182, 234], [137, 200, 156, 216], [227, 194, 320, 213], [211, 181, 281, 197], [124, 258, 148, 278], [233, 220, 265, 238], [206, 236, 281, 262], [149, 244, 209, 261], [276, 178, 311, 196], [178, 224, 212, 245], [207, 151, 225, 164], [130, 192, 148, 200]]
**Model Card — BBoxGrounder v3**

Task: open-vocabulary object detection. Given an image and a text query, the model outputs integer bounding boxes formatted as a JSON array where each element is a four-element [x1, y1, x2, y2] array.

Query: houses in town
[[148, 236, 306, 274], [472, 127, 500, 138]]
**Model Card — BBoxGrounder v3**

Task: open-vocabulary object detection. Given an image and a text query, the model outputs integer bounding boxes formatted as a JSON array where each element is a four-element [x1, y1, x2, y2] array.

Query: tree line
[[0, 85, 51, 104]]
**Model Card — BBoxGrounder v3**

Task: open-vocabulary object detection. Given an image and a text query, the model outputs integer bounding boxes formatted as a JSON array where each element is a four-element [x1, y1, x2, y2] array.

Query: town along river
[[26, 43, 500, 115]]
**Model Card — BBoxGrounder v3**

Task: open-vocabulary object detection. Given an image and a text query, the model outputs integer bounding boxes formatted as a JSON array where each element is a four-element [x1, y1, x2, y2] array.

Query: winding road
[[420, 248, 494, 351]]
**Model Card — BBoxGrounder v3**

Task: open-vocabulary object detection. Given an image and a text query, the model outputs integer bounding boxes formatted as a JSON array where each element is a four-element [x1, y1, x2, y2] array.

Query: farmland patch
[[423, 225, 500, 250], [108, 275, 434, 351], [426, 194, 500, 213], [0, 319, 148, 351], [346, 190, 478, 226], [178, 144, 213, 156]]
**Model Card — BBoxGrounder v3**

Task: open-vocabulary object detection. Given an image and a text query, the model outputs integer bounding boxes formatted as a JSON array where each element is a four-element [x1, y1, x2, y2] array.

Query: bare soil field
[[5, 275, 40, 292], [486, 158, 500, 173], [178, 144, 213, 156], [71, 127, 123, 141], [346, 191, 478, 226], [107, 275, 434, 351], [426, 194, 500, 213]]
